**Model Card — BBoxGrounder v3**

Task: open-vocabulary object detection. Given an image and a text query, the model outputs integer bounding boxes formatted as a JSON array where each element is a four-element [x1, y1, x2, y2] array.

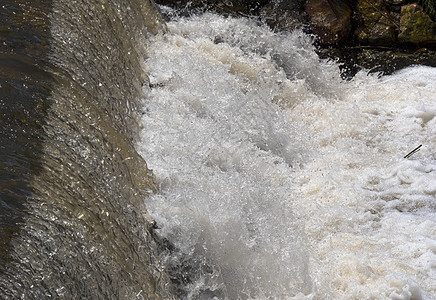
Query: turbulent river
[[1, 0, 435, 299], [136, 10, 436, 300]]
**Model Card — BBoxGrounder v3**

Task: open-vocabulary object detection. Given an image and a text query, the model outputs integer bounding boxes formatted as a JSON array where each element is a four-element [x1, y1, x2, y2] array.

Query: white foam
[[137, 12, 436, 299]]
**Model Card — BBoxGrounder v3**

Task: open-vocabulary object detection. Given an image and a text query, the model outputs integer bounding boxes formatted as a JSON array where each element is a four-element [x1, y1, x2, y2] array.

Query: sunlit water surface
[[136, 12, 436, 299]]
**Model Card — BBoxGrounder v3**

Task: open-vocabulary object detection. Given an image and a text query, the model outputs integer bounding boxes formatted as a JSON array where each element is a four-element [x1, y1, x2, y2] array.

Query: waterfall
[[137, 10, 436, 299], [0, 0, 175, 298], [1, 1, 435, 299]]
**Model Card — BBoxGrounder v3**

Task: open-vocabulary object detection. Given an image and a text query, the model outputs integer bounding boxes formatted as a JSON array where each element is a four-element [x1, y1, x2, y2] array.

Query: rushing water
[[0, 0, 175, 298], [137, 11, 436, 299]]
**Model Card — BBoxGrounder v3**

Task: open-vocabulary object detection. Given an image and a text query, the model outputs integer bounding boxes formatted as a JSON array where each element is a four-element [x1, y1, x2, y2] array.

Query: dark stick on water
[[404, 145, 422, 158]]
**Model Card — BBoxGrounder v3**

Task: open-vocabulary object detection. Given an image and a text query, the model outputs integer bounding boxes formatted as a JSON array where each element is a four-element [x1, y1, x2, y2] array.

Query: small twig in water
[[404, 145, 422, 158]]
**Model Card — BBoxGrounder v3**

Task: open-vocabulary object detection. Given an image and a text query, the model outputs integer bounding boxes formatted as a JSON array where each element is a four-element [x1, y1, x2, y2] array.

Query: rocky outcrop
[[303, 0, 436, 75], [353, 0, 436, 47], [302, 0, 436, 47]]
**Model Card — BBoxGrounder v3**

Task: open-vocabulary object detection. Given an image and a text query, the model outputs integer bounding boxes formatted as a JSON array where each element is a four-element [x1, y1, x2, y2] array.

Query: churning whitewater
[[136, 11, 436, 300]]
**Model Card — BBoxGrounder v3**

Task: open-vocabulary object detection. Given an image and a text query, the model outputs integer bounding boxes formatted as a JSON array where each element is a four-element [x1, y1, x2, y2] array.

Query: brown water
[[0, 0, 175, 298], [0, 0, 52, 271]]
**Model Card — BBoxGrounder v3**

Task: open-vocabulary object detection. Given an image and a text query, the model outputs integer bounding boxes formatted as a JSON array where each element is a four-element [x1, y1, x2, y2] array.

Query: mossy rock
[[418, 0, 436, 21], [354, 0, 397, 46], [398, 3, 436, 45]]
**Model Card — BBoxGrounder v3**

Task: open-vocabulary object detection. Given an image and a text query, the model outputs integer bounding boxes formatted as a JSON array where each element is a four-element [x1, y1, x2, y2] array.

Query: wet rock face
[[304, 0, 352, 44], [218, 0, 270, 13], [398, 3, 436, 44]]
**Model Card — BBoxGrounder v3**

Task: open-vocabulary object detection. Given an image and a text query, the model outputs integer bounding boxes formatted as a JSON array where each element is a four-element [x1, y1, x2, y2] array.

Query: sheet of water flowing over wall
[[0, 0, 175, 298], [137, 11, 436, 299]]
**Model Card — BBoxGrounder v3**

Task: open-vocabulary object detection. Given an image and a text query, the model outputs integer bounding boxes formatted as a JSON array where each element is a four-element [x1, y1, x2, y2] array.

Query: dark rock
[[398, 3, 436, 45], [354, 0, 398, 46], [304, 0, 353, 44], [260, 0, 308, 32], [384, 0, 411, 5], [318, 45, 436, 78], [418, 0, 436, 22], [357, 47, 436, 74]]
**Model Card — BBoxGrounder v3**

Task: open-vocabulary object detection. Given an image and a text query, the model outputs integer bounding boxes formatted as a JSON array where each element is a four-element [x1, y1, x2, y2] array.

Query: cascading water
[[0, 0, 175, 298], [1, 0, 435, 298], [136, 10, 436, 299]]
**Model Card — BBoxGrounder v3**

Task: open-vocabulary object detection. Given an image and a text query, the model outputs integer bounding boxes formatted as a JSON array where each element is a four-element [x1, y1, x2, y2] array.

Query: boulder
[[354, 0, 397, 45], [398, 3, 436, 44], [304, 0, 353, 45]]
